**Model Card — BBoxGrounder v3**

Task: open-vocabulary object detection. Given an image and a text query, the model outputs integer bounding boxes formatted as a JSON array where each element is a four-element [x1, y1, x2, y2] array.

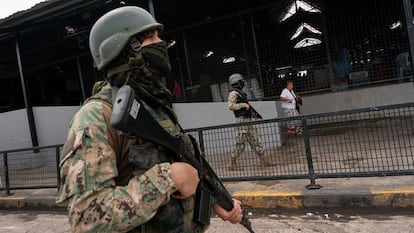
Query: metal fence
[[186, 102, 414, 189], [0, 144, 62, 195], [1, 102, 414, 194]]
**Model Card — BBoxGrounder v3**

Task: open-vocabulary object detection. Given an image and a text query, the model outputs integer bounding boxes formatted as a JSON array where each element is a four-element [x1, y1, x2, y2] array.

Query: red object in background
[[173, 80, 182, 96]]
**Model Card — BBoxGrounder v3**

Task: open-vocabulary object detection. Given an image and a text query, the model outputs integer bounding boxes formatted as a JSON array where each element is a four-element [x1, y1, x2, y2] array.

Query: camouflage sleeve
[[56, 101, 177, 233], [68, 163, 176, 233], [228, 91, 246, 110]]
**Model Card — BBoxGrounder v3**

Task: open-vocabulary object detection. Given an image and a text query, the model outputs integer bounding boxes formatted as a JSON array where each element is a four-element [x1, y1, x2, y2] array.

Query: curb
[[0, 195, 64, 210], [232, 187, 414, 209], [1, 187, 414, 210]]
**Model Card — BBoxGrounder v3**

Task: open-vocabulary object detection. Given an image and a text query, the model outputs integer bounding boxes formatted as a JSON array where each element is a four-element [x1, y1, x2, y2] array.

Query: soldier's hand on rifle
[[253, 114, 262, 120], [171, 162, 200, 199], [244, 103, 250, 110], [213, 199, 243, 224]]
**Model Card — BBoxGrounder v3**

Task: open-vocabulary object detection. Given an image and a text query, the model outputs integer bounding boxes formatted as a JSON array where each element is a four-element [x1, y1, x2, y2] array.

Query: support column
[[148, 0, 155, 17], [402, 0, 414, 76], [76, 59, 86, 100], [249, 13, 264, 89], [321, 12, 335, 88], [240, 14, 251, 79], [174, 35, 188, 101], [15, 33, 38, 147], [182, 31, 194, 89]]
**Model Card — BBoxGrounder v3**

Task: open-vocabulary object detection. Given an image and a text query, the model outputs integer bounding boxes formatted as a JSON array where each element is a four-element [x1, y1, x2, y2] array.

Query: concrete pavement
[[2, 209, 414, 233], [0, 176, 413, 210]]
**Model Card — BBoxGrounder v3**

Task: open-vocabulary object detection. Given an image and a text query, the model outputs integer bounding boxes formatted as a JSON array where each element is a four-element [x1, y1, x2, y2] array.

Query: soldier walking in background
[[227, 73, 272, 171]]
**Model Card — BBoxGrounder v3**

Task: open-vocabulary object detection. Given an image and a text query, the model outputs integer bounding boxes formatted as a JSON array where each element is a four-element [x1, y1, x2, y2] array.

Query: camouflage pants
[[129, 197, 208, 233], [232, 117, 265, 159], [284, 108, 300, 130]]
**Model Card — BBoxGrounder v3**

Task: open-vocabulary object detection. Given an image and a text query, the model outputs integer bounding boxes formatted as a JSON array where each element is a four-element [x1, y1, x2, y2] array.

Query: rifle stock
[[110, 85, 254, 233], [250, 106, 263, 120]]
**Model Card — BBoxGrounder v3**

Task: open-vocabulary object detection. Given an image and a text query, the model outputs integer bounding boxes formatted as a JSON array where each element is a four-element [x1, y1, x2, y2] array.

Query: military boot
[[228, 158, 243, 171]]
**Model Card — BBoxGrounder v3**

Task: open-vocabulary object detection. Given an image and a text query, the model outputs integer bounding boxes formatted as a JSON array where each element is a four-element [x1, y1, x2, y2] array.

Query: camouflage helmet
[[228, 73, 245, 86], [89, 6, 164, 70]]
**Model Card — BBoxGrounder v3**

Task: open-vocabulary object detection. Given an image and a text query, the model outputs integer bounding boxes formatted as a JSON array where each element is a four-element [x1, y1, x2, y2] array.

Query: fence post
[[55, 146, 61, 190], [198, 130, 205, 153], [301, 118, 322, 190], [3, 153, 11, 195], [402, 0, 414, 76]]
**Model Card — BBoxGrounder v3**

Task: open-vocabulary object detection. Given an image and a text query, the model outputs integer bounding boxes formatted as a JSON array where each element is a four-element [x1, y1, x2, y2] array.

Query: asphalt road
[[1, 209, 414, 233]]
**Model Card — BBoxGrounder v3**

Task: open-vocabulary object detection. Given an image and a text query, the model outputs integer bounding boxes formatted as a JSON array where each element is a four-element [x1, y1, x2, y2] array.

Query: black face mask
[[140, 41, 172, 76], [237, 80, 245, 89]]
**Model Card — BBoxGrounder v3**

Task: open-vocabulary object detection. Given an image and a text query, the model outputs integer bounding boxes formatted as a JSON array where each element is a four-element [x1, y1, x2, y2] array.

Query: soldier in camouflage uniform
[[56, 6, 243, 233], [227, 74, 272, 171]]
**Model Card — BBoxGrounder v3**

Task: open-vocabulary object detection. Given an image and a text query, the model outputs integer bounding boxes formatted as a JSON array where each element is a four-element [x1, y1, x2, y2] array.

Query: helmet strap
[[129, 36, 142, 52], [235, 80, 245, 89], [106, 52, 153, 83]]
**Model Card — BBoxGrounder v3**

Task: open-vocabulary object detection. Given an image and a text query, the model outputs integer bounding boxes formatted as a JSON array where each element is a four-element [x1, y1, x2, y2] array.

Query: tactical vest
[[88, 84, 207, 233], [232, 90, 253, 118]]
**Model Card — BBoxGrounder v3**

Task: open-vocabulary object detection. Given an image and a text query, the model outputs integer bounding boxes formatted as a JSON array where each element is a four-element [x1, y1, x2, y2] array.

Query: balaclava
[[106, 39, 172, 109]]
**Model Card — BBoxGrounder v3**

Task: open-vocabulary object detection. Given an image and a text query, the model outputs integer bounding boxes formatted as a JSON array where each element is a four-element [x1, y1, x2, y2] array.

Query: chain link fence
[[0, 145, 61, 195], [165, 0, 412, 103]]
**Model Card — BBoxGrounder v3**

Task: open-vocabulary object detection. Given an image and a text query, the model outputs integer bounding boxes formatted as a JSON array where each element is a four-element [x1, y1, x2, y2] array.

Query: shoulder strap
[[162, 105, 185, 133], [233, 90, 241, 96], [85, 97, 113, 108], [232, 89, 248, 103], [84, 84, 114, 107], [289, 89, 296, 98]]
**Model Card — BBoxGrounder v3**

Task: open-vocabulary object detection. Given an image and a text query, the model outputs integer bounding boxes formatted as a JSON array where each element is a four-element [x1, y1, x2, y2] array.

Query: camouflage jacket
[[228, 91, 247, 111], [56, 84, 206, 233]]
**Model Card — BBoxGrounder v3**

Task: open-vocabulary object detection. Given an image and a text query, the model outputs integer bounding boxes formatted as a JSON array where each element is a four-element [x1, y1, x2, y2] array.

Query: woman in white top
[[280, 80, 302, 135]]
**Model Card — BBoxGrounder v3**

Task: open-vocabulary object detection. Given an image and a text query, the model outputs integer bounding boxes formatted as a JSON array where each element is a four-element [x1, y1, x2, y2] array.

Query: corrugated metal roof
[[0, 0, 103, 32], [0, 0, 63, 28], [0, 0, 53, 23]]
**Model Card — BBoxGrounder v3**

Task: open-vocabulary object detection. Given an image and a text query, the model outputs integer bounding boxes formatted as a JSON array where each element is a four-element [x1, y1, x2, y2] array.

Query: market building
[[0, 0, 413, 150]]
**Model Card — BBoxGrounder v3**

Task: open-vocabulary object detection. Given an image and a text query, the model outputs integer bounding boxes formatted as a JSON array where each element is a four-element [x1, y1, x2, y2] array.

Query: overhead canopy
[[0, 0, 278, 36], [0, 0, 109, 34], [0, 0, 278, 80]]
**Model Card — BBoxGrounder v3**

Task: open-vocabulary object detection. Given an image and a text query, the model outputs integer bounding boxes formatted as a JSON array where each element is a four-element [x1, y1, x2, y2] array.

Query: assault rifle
[[234, 91, 262, 120], [250, 106, 262, 120], [110, 85, 255, 233]]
